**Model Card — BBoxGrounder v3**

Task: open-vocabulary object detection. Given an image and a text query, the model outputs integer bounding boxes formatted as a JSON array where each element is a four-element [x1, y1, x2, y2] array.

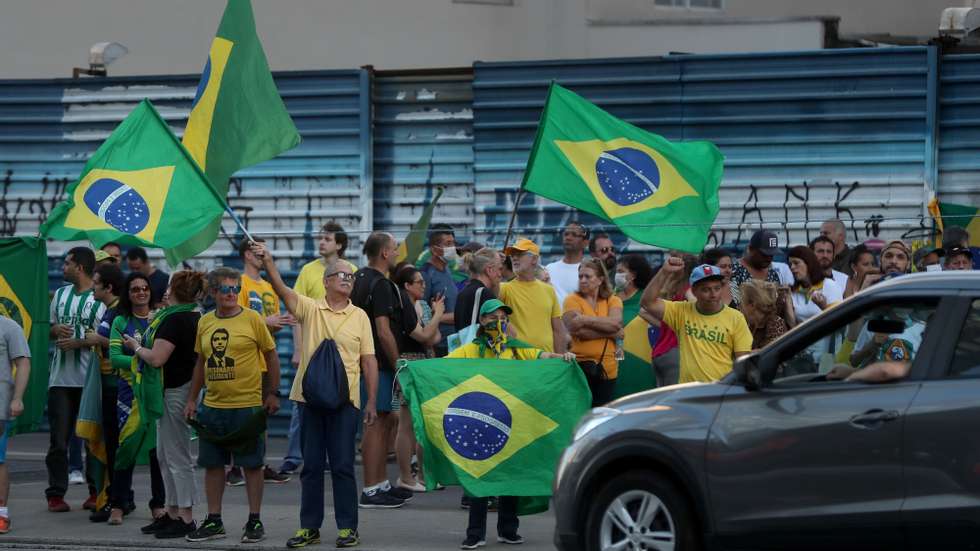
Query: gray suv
[[554, 271, 980, 551]]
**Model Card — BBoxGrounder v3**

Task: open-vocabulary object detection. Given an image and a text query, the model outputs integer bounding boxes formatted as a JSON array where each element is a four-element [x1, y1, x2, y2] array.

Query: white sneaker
[[68, 470, 84, 485], [396, 477, 426, 493]]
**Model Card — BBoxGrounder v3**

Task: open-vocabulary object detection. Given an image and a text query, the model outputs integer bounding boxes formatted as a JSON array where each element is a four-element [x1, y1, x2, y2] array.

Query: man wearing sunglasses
[[253, 241, 378, 549], [588, 232, 617, 275]]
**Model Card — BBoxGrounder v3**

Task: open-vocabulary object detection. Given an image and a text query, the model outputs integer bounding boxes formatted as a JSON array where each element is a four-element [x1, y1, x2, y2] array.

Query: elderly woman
[[788, 245, 843, 326], [739, 279, 789, 350], [563, 259, 623, 407], [124, 271, 205, 539]]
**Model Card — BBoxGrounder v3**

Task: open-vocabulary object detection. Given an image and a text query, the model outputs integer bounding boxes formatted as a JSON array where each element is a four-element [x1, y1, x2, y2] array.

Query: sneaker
[[286, 528, 320, 549], [89, 505, 111, 523], [226, 466, 245, 487], [497, 533, 525, 545], [185, 517, 226, 542], [82, 493, 97, 511], [358, 489, 405, 509], [336, 528, 359, 548], [68, 470, 84, 485], [156, 519, 195, 539], [140, 514, 173, 534], [396, 477, 426, 493], [460, 535, 486, 549], [0, 516, 9, 534], [241, 518, 265, 543], [46, 496, 70, 513], [386, 485, 414, 502], [263, 465, 290, 484], [278, 461, 300, 475]]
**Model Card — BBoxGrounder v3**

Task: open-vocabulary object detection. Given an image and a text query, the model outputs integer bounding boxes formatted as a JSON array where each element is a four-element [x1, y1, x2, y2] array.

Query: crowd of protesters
[[0, 216, 972, 548]]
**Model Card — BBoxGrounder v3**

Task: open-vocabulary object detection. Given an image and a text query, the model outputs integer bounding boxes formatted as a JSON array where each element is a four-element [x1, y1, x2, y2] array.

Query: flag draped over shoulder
[[76, 354, 108, 508], [39, 100, 225, 250], [397, 186, 444, 265], [115, 303, 195, 469], [521, 83, 724, 253], [399, 358, 590, 514], [613, 298, 659, 399], [166, 0, 301, 266], [0, 237, 48, 435]]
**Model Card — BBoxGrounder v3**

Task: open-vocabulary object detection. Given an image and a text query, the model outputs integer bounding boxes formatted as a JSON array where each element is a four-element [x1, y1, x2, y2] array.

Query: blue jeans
[[283, 403, 304, 467], [299, 403, 358, 531]]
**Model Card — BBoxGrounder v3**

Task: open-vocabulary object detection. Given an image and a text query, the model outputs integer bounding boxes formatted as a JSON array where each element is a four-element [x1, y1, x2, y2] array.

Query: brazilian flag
[[397, 186, 444, 265], [39, 100, 226, 250], [0, 238, 48, 435], [166, 0, 301, 266], [522, 83, 724, 253], [399, 358, 590, 514]]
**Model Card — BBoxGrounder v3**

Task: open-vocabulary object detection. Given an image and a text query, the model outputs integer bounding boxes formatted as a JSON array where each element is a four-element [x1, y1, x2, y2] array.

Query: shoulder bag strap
[[470, 287, 484, 327]]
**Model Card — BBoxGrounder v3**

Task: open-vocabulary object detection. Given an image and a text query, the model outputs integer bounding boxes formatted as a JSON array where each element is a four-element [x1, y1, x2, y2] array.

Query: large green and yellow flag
[[399, 358, 590, 514], [522, 83, 724, 253], [0, 237, 49, 435], [397, 186, 444, 265], [39, 100, 225, 249], [929, 199, 980, 248], [166, 0, 301, 265], [76, 354, 108, 509], [613, 297, 658, 399]]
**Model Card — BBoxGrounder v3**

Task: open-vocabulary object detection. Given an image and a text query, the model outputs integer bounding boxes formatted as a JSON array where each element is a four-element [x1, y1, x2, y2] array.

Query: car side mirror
[[734, 354, 763, 391]]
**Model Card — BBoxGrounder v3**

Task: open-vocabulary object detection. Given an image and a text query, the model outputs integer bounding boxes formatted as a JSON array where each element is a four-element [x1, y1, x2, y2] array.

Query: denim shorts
[[0, 422, 10, 464], [361, 368, 395, 413], [195, 405, 265, 469]]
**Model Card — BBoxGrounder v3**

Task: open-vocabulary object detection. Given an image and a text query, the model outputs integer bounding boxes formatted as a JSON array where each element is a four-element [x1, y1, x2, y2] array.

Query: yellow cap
[[504, 238, 540, 257]]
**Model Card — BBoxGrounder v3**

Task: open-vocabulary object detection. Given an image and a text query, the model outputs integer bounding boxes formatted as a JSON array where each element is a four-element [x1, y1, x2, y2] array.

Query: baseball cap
[[947, 246, 974, 260], [478, 298, 513, 317], [504, 238, 540, 257], [749, 230, 779, 257], [95, 250, 112, 262], [689, 264, 725, 287], [913, 246, 944, 266]]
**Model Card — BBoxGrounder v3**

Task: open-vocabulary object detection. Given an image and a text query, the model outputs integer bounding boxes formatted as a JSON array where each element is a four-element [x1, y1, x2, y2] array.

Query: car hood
[[605, 381, 733, 412]]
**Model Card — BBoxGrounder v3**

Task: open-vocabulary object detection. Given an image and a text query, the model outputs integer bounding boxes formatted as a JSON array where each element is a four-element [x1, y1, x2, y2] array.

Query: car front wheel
[[585, 470, 699, 551]]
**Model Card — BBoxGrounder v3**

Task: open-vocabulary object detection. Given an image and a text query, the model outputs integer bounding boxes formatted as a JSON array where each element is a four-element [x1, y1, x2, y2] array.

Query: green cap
[[478, 298, 512, 317]]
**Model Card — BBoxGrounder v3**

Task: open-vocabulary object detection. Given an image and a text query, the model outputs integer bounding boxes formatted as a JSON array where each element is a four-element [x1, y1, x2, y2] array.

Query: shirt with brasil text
[[49, 285, 106, 388], [195, 308, 276, 409], [662, 300, 752, 384]]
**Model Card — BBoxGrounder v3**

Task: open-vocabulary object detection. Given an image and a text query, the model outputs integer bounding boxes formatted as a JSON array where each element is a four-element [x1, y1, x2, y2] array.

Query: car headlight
[[573, 407, 620, 442]]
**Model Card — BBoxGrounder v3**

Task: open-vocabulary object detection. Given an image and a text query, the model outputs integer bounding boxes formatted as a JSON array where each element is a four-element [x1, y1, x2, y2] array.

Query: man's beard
[[747, 255, 771, 271], [603, 256, 616, 273]]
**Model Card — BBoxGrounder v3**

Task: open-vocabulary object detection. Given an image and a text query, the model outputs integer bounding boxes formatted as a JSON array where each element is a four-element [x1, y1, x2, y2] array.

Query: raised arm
[[253, 242, 300, 315], [640, 256, 685, 321]]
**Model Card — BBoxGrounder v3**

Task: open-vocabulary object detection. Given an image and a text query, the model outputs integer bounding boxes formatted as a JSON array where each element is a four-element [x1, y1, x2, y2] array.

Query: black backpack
[[302, 315, 353, 411]]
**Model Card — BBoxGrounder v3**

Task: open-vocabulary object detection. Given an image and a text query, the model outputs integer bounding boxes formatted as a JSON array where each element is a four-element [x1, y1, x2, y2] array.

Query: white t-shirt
[[831, 270, 849, 292], [49, 285, 105, 388], [772, 261, 794, 286], [545, 260, 580, 305], [791, 278, 844, 324]]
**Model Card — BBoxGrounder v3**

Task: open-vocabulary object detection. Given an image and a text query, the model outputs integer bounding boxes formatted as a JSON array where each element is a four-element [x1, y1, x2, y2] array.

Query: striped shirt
[[49, 285, 105, 388]]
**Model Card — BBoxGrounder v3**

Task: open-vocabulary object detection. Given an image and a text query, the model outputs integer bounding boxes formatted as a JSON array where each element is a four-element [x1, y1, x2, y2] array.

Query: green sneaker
[[336, 528, 360, 548], [185, 516, 226, 542], [286, 528, 321, 549]]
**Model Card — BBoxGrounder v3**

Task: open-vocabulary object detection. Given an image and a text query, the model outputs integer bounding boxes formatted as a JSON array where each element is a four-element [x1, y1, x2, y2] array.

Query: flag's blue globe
[[83, 178, 151, 235], [443, 391, 512, 461], [595, 147, 660, 206]]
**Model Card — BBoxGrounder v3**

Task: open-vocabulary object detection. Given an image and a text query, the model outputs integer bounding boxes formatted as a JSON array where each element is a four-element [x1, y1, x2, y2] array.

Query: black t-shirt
[[454, 279, 496, 331], [148, 269, 170, 307], [154, 310, 201, 389], [398, 291, 425, 355], [351, 267, 410, 371]]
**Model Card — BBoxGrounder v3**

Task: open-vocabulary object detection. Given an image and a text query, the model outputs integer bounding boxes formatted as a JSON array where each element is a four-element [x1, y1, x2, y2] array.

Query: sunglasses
[[129, 285, 150, 293], [597, 246, 615, 254], [217, 284, 242, 295], [327, 271, 355, 282]]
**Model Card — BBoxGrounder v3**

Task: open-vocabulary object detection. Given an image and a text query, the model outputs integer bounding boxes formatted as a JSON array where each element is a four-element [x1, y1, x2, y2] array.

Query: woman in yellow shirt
[[562, 259, 623, 406]]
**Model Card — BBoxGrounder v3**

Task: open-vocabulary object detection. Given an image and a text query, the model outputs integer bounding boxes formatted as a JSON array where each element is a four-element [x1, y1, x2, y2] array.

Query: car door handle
[[849, 409, 901, 429]]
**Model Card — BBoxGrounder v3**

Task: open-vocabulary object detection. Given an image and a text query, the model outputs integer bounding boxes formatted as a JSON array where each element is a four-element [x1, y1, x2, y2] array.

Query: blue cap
[[689, 264, 725, 287]]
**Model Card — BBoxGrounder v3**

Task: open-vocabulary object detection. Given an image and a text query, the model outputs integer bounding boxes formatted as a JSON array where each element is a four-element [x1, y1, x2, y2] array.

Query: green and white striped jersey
[[49, 285, 105, 388]]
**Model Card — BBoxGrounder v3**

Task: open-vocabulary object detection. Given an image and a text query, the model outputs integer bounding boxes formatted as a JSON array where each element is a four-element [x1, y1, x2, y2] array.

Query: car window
[[772, 299, 939, 385], [948, 299, 980, 378]]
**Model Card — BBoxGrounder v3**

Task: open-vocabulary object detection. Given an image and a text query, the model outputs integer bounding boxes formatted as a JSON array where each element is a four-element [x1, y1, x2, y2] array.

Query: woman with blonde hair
[[739, 279, 788, 350], [563, 259, 623, 406]]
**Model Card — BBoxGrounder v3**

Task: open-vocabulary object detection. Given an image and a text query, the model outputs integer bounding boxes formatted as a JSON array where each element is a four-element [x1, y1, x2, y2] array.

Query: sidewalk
[[0, 432, 558, 550]]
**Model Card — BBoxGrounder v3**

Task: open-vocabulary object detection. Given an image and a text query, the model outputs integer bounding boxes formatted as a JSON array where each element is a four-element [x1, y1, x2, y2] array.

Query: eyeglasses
[[216, 284, 241, 295], [327, 271, 355, 282], [597, 247, 615, 254], [129, 285, 150, 294]]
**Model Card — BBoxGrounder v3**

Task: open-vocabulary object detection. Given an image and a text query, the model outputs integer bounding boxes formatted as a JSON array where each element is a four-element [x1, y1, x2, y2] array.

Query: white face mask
[[614, 272, 629, 289], [440, 246, 458, 262]]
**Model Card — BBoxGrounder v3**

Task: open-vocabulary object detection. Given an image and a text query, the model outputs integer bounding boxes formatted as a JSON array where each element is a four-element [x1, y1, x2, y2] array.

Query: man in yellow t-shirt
[[499, 239, 566, 353], [641, 258, 752, 383], [184, 267, 280, 542]]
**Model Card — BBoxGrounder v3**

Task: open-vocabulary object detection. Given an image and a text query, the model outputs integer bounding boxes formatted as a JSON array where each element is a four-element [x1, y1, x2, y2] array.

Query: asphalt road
[[0, 432, 559, 550]]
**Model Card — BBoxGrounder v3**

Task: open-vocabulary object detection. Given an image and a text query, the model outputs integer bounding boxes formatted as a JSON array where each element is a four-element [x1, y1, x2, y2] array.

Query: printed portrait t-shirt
[[195, 308, 276, 409], [662, 300, 752, 384], [238, 275, 280, 317]]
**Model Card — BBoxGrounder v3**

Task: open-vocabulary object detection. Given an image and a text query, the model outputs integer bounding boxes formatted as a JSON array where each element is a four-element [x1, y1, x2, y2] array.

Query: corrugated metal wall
[[372, 69, 475, 242], [473, 47, 941, 254], [939, 53, 980, 208]]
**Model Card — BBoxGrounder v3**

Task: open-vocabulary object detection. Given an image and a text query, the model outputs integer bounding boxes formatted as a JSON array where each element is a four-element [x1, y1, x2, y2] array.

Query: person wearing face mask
[[729, 230, 784, 309], [420, 224, 459, 357], [446, 299, 575, 549], [499, 239, 567, 354], [615, 255, 654, 317]]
